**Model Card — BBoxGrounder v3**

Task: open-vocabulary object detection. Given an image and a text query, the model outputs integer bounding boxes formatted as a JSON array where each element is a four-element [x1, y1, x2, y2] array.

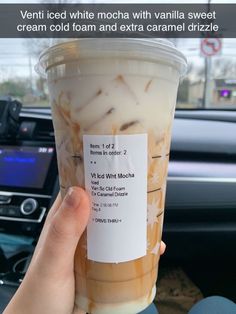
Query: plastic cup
[[38, 38, 187, 314]]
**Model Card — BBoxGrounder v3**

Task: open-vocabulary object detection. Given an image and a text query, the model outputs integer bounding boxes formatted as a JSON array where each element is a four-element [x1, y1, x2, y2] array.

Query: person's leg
[[189, 296, 236, 314], [139, 303, 158, 314]]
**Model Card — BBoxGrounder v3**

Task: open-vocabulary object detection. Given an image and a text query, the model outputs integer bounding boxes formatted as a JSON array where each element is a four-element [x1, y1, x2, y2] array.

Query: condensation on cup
[[38, 38, 187, 314]]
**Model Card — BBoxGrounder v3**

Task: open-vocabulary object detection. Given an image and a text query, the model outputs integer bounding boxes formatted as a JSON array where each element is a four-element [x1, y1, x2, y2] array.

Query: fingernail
[[64, 187, 80, 208]]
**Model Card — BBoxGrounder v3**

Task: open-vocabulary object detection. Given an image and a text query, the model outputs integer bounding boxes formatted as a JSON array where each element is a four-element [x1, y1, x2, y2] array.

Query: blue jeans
[[189, 296, 236, 314], [140, 303, 158, 314], [139, 296, 236, 314]]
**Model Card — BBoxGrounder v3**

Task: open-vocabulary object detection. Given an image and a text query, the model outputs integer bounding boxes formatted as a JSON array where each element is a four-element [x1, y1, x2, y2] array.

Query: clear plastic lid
[[37, 38, 187, 77]]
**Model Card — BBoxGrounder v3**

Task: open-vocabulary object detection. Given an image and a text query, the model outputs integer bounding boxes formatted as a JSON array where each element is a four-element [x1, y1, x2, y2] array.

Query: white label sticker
[[83, 134, 147, 263]]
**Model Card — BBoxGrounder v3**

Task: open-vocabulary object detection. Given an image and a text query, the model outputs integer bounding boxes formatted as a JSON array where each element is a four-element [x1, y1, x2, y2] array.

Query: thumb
[[32, 187, 90, 277]]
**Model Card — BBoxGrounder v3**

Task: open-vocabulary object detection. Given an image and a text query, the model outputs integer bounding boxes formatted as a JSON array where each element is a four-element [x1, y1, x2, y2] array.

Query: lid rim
[[37, 38, 187, 77]]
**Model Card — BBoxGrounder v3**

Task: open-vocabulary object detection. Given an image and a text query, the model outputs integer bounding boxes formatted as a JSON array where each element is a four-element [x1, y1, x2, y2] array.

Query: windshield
[[0, 38, 236, 109]]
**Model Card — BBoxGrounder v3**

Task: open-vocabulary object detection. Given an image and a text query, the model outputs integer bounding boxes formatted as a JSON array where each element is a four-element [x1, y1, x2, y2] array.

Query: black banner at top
[[0, 3, 235, 38]]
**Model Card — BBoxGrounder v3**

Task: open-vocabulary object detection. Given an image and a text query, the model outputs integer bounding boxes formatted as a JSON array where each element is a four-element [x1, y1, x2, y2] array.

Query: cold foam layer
[[75, 285, 156, 314], [48, 59, 179, 137]]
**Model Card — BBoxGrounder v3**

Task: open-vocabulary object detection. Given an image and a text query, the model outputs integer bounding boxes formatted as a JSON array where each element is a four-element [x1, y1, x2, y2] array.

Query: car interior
[[0, 37, 236, 314]]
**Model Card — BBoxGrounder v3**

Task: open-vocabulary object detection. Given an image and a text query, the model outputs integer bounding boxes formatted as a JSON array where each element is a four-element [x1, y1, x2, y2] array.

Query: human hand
[[3, 187, 166, 314], [3, 187, 90, 314]]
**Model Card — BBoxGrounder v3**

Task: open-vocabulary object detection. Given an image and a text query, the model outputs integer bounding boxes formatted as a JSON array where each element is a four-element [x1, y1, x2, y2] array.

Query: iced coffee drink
[[38, 39, 187, 314]]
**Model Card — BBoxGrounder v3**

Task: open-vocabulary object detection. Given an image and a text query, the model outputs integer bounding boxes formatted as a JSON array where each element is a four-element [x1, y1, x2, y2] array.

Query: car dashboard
[[0, 110, 58, 236]]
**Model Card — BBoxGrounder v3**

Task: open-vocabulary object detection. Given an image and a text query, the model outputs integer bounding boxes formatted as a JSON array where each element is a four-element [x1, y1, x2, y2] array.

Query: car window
[[176, 38, 236, 109], [0, 5, 236, 110], [1, 37, 236, 109]]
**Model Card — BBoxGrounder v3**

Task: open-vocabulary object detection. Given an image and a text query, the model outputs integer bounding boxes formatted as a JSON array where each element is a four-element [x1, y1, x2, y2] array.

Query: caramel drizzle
[[152, 153, 170, 159], [144, 79, 153, 92], [147, 188, 161, 194], [156, 210, 164, 218], [71, 154, 83, 162], [57, 92, 71, 126], [120, 120, 139, 131]]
